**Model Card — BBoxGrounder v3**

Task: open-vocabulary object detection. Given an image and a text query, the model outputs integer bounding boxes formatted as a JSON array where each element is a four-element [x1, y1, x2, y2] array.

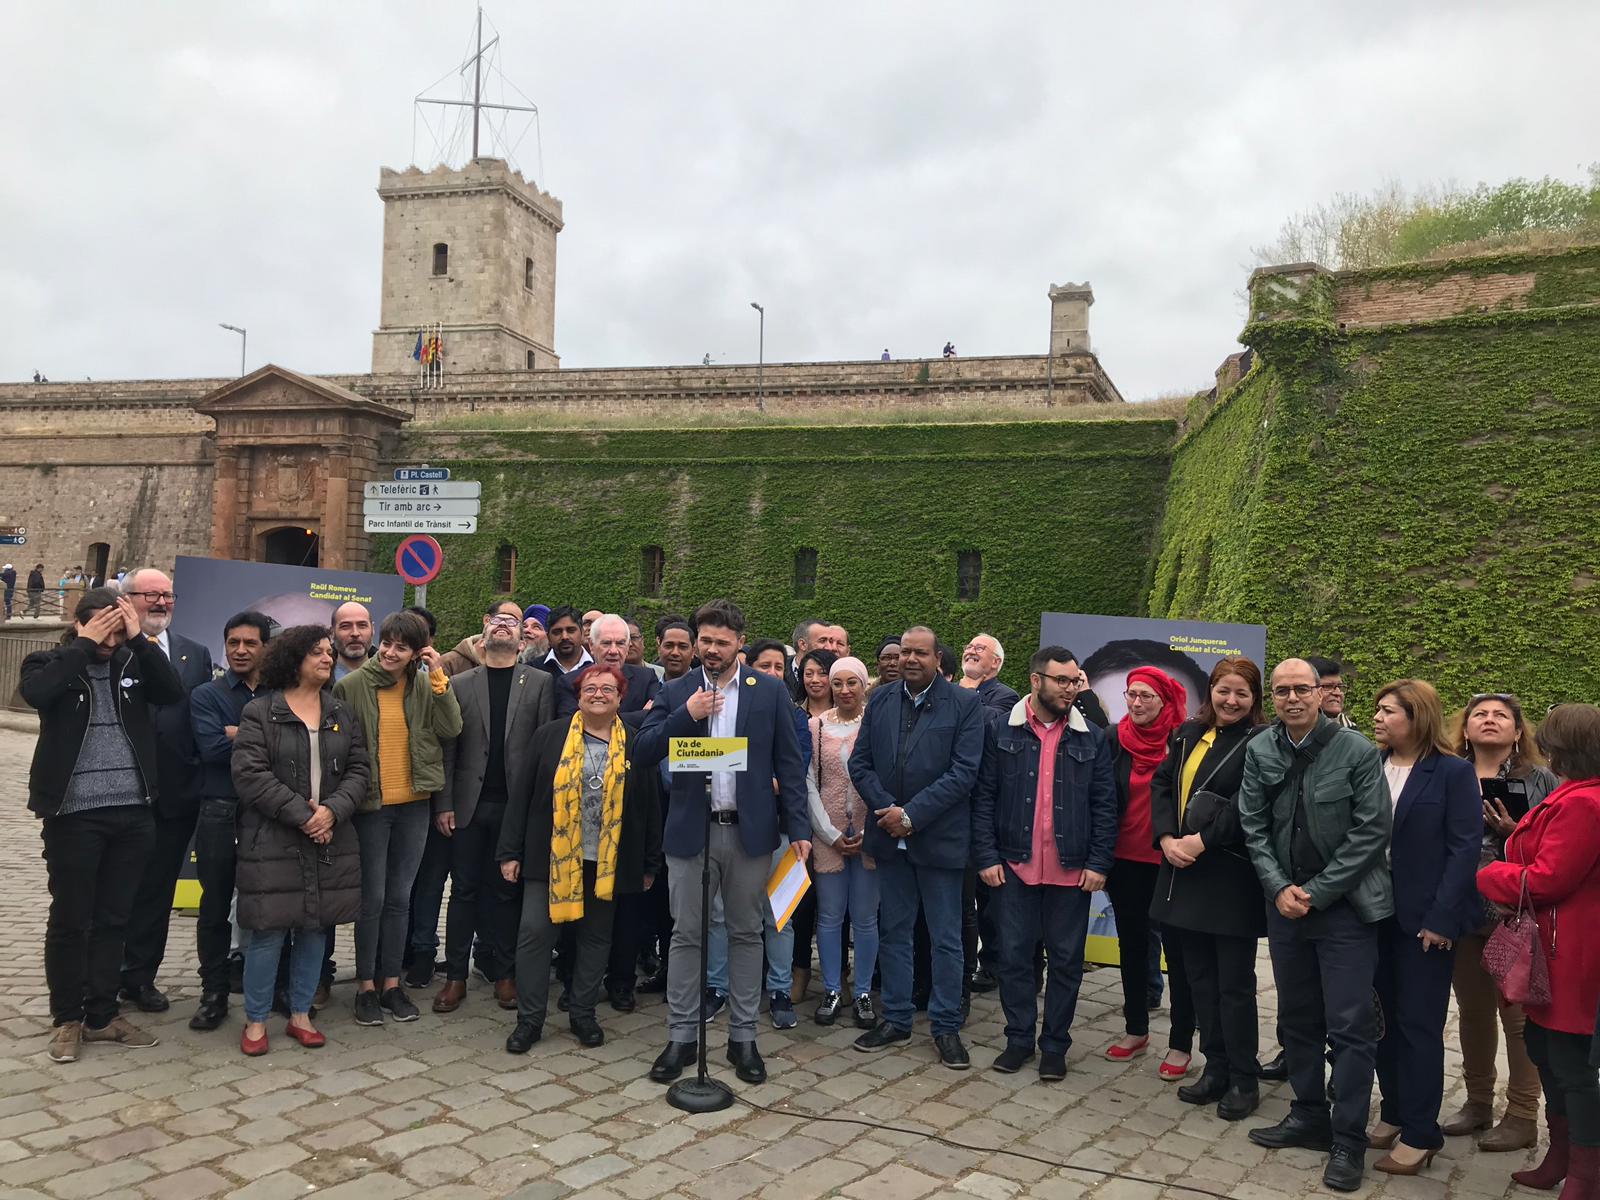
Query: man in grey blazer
[[432, 609, 553, 1012]]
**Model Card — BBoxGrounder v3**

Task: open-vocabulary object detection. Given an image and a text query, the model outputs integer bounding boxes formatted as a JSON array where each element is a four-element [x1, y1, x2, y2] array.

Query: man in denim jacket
[[972, 645, 1117, 1082]]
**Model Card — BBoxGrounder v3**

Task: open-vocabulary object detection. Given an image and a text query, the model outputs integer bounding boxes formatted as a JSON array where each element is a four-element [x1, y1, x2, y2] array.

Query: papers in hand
[[766, 843, 811, 932]]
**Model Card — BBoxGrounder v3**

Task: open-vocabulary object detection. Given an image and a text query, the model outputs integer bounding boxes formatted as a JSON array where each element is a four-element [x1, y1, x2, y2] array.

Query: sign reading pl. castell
[[1037, 611, 1268, 968], [394, 466, 450, 481]]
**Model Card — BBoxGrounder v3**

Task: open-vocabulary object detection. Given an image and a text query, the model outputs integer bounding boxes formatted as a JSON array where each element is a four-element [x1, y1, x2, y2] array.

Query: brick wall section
[[1335, 272, 1536, 326]]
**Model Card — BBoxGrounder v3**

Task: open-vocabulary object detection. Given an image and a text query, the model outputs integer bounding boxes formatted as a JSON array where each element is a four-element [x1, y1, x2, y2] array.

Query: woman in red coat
[[1478, 704, 1600, 1199]]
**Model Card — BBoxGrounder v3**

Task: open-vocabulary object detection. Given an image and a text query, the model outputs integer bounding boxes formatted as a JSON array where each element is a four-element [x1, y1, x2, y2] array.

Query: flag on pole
[[412, 330, 423, 361]]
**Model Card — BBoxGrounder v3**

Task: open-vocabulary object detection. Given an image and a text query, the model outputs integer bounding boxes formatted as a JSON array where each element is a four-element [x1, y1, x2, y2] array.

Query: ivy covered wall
[[375, 420, 1176, 688], [1152, 248, 1600, 712]]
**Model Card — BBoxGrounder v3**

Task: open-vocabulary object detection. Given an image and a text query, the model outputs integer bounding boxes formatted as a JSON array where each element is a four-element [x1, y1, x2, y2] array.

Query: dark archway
[[86, 542, 111, 586], [261, 526, 319, 567]]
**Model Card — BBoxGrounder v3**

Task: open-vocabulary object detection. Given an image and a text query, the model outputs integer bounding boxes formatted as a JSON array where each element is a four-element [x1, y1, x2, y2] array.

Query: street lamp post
[[749, 302, 764, 411], [218, 323, 246, 377]]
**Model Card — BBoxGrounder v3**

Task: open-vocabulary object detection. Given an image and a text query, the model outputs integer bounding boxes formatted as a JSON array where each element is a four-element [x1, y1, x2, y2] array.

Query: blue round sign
[[395, 535, 443, 586]]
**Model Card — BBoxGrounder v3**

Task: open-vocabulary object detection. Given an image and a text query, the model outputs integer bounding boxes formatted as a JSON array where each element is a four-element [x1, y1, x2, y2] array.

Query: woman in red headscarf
[[1104, 666, 1195, 1077]]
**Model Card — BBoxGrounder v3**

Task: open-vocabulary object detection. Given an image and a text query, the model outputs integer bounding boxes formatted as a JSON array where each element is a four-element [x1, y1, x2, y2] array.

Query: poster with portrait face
[[1037, 612, 1267, 967]]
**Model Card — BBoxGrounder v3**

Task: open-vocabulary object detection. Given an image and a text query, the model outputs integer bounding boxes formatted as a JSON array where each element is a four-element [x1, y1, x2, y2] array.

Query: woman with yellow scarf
[[496, 665, 662, 1053]]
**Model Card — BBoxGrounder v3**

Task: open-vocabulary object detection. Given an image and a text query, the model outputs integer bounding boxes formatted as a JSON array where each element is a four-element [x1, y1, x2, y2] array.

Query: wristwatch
[[900, 811, 913, 835]]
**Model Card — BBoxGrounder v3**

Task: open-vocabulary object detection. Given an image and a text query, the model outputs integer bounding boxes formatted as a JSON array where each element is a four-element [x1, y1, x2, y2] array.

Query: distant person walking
[[26, 564, 45, 618], [880, 349, 891, 361], [1, 563, 14, 619]]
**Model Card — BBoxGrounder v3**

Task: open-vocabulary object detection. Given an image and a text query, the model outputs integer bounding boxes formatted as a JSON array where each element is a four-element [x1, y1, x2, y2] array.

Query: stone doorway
[[260, 526, 319, 567]]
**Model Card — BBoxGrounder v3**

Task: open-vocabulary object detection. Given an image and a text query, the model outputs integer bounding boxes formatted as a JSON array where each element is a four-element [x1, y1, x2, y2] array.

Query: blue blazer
[[849, 675, 986, 870], [1388, 751, 1484, 939], [633, 667, 809, 859]]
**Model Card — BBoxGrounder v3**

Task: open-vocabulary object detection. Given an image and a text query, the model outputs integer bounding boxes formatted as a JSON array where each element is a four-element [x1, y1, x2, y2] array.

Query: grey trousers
[[666, 823, 769, 1045], [354, 801, 431, 982], [515, 864, 615, 1025]]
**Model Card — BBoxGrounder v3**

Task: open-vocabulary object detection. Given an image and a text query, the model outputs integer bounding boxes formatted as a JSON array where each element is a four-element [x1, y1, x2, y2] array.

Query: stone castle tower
[[371, 158, 564, 374]]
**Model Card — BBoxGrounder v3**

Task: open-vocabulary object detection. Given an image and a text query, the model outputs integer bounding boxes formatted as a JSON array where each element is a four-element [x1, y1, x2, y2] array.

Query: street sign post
[[394, 467, 451, 481], [0, 535, 25, 546], [363, 498, 480, 517], [363, 516, 478, 535], [364, 481, 481, 499], [395, 534, 444, 606], [0, 526, 24, 536]]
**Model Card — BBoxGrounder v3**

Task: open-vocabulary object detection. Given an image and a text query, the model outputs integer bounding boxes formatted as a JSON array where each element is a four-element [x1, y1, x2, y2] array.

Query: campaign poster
[[172, 556, 406, 668], [1038, 612, 1268, 967], [166, 557, 404, 907]]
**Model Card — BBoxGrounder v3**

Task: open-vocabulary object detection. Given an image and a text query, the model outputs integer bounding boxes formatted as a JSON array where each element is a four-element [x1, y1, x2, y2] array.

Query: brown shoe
[[433, 980, 467, 1013], [81, 1016, 158, 1048], [1478, 1114, 1539, 1152], [1442, 1100, 1495, 1137], [48, 1022, 82, 1063], [790, 968, 811, 1005], [494, 978, 518, 1010], [312, 978, 331, 1012]]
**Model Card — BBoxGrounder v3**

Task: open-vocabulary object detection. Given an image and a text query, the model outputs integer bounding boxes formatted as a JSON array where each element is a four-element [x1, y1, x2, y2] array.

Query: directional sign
[[395, 535, 444, 586], [394, 467, 450, 481], [0, 535, 25, 546], [363, 498, 480, 517], [0, 526, 24, 536], [364, 481, 481, 499], [364, 516, 478, 535]]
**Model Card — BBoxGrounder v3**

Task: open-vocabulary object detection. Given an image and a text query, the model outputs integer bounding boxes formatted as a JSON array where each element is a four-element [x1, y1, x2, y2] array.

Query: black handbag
[[1180, 732, 1254, 835]]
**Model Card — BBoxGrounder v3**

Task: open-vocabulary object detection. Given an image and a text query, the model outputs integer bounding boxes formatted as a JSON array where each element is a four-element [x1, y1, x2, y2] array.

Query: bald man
[[331, 602, 373, 681]]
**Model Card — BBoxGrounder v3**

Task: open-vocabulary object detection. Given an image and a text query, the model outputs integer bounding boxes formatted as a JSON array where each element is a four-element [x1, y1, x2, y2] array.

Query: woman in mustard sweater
[[334, 611, 462, 1026]]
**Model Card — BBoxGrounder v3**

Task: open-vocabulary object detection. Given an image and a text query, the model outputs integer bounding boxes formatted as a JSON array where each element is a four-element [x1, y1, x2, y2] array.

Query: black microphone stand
[[667, 768, 733, 1113]]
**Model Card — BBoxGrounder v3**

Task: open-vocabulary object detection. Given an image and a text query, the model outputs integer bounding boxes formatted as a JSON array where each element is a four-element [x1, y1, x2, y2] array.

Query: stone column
[[1048, 283, 1094, 355], [323, 443, 352, 569], [211, 446, 241, 560]]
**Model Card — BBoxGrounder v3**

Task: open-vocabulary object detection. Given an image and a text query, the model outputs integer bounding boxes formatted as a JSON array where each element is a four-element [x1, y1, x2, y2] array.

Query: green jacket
[[333, 657, 463, 812], [1237, 713, 1394, 923]]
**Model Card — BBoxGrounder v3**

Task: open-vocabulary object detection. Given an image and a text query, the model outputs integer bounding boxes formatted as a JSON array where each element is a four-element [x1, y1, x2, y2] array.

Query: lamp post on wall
[[218, 323, 247, 377], [749, 302, 765, 412]]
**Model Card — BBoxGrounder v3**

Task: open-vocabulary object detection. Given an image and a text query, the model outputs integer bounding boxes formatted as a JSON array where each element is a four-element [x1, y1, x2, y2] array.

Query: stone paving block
[[302, 1116, 385, 1152], [0, 1108, 56, 1138], [501, 1183, 573, 1200], [140, 1165, 232, 1200], [227, 1174, 317, 1200], [141, 1133, 240, 1173], [306, 1068, 383, 1096], [538, 1129, 614, 1166], [167, 1109, 240, 1137], [43, 1158, 158, 1199], [77, 1122, 172, 1163], [554, 1153, 631, 1189], [610, 1159, 695, 1199], [372, 1098, 446, 1129], [222, 1141, 312, 1180], [955, 1171, 1022, 1200], [374, 1122, 476, 1160], [840, 1163, 944, 1200], [19, 1115, 123, 1150], [400, 1145, 484, 1187], [304, 1173, 418, 1199], [0, 1149, 93, 1187]]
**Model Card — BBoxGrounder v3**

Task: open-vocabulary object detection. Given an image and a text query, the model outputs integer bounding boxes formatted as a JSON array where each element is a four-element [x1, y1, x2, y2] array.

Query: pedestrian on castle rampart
[[1238, 657, 1392, 1194], [330, 602, 372, 682], [334, 610, 463, 1026], [1, 563, 14, 619], [807, 654, 878, 1028], [187, 610, 272, 1032], [496, 663, 661, 1053], [430, 607, 553, 1016], [798, 648, 839, 721], [1308, 657, 1358, 731], [1445, 692, 1557, 1152], [1478, 703, 1600, 1199], [118, 568, 215, 1016], [25, 563, 45, 618], [24, 587, 183, 1064], [637, 599, 810, 1088], [850, 625, 984, 1069], [231, 625, 369, 1057], [1104, 666, 1196, 1077], [1365, 679, 1484, 1176], [973, 645, 1117, 1082], [1150, 657, 1268, 1120]]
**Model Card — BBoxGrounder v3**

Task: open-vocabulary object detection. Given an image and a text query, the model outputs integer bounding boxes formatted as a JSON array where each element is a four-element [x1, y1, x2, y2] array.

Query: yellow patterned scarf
[[549, 713, 627, 923]]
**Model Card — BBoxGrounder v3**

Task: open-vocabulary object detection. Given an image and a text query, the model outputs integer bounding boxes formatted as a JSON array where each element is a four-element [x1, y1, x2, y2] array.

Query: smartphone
[[1481, 777, 1531, 823]]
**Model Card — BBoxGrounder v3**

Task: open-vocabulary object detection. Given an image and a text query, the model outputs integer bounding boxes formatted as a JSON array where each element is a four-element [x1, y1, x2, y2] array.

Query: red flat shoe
[[284, 1021, 325, 1049], [1104, 1035, 1149, 1061], [1159, 1052, 1193, 1080], [240, 1028, 269, 1057]]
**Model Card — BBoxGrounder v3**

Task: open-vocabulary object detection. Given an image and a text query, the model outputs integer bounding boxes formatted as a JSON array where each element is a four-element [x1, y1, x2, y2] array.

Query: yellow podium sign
[[667, 736, 749, 772]]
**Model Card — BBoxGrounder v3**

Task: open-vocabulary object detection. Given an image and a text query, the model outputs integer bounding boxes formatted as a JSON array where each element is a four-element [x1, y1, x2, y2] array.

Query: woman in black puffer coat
[[231, 625, 368, 1055]]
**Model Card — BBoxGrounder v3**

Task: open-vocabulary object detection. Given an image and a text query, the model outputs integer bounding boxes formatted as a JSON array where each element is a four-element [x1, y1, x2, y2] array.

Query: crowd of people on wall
[[21, 574, 1600, 1195]]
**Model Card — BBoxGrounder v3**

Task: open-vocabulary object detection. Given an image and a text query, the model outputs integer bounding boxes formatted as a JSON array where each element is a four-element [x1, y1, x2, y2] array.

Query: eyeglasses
[[1123, 689, 1160, 703], [1321, 683, 1345, 694], [580, 685, 619, 698], [487, 616, 519, 628], [128, 590, 175, 604], [1036, 672, 1079, 687], [1271, 684, 1320, 699], [1470, 692, 1516, 705]]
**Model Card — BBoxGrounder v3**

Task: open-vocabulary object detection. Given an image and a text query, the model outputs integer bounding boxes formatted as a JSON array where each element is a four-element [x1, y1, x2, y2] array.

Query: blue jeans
[[878, 851, 964, 1036], [244, 928, 322, 1022], [355, 802, 431, 982], [815, 859, 879, 995], [706, 837, 794, 995], [993, 866, 1092, 1054]]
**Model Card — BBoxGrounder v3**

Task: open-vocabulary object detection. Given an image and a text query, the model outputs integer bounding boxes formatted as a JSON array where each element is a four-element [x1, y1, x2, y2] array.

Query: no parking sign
[[395, 534, 443, 603]]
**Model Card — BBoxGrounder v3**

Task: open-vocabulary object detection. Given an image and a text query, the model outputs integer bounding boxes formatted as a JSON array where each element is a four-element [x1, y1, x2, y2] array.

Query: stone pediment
[[194, 364, 410, 426]]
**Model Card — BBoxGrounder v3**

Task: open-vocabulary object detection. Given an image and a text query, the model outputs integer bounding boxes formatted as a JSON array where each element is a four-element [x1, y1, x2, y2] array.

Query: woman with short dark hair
[[798, 648, 839, 720], [233, 626, 369, 1056], [334, 610, 462, 1026], [1444, 692, 1559, 1151], [1480, 704, 1600, 1197]]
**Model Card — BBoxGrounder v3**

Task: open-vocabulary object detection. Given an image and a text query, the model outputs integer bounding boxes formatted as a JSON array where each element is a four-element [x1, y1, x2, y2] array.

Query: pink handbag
[[1483, 870, 1553, 1007]]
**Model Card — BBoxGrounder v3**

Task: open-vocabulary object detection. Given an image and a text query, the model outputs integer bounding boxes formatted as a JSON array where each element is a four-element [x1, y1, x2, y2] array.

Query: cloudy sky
[[3, 2, 1594, 399]]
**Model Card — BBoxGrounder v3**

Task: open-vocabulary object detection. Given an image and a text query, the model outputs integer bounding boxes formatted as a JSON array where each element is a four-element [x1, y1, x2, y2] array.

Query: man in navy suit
[[850, 625, 986, 1068], [116, 568, 215, 1012], [553, 614, 660, 721], [634, 599, 811, 1086]]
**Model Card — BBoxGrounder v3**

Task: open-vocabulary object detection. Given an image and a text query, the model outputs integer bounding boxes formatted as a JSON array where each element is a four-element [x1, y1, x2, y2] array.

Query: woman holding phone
[[1443, 693, 1558, 1151]]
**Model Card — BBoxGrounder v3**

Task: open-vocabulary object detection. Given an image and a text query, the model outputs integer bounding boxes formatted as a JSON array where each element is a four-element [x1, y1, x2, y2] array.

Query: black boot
[[189, 993, 229, 1031]]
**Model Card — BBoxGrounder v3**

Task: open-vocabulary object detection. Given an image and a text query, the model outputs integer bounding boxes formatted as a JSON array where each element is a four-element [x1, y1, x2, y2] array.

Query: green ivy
[[372, 420, 1176, 691]]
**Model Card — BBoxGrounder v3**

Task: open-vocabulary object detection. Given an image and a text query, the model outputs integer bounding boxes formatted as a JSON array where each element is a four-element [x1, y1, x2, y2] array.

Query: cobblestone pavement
[[0, 726, 1533, 1198]]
